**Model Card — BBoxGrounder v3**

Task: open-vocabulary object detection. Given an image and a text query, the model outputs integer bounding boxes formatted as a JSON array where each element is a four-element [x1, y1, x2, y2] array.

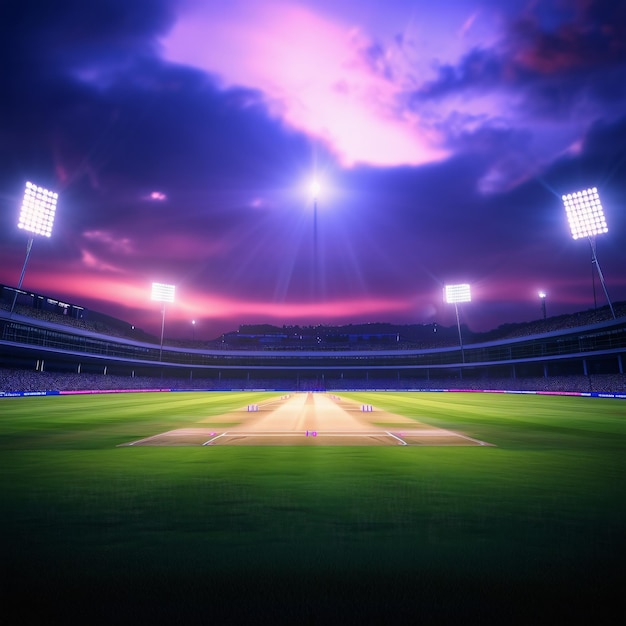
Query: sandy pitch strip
[[120, 393, 493, 447]]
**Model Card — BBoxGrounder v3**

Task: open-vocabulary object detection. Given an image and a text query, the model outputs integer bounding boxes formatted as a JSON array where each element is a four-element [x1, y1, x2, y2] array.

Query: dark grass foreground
[[1, 392, 625, 624]]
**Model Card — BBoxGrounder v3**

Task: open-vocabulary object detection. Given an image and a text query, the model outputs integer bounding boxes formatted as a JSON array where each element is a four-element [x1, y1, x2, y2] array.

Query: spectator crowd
[[1, 368, 624, 394]]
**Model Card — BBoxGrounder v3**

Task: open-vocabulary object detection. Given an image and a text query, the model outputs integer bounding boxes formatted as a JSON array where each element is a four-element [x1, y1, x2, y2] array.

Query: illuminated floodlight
[[562, 187, 607, 240], [10, 182, 60, 315], [444, 283, 471, 304], [310, 180, 320, 199], [151, 282, 176, 362], [18, 181, 58, 237], [444, 283, 471, 365], [562, 187, 614, 319], [151, 282, 175, 303]]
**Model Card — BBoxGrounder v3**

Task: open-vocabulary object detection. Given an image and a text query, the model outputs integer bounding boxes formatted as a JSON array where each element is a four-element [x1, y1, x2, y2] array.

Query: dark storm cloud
[[410, 0, 626, 116], [0, 0, 174, 75], [0, 0, 176, 195], [58, 59, 313, 197], [510, 0, 626, 74], [413, 47, 504, 100], [507, 0, 626, 118], [542, 114, 626, 227]]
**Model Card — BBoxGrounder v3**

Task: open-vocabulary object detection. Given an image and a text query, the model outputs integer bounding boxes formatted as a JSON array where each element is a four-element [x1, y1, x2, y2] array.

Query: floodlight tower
[[445, 283, 471, 364], [562, 187, 615, 319], [539, 291, 547, 320], [151, 282, 176, 362], [10, 182, 59, 315]]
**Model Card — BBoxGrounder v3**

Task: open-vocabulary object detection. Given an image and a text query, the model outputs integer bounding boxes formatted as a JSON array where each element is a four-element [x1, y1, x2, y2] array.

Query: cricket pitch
[[121, 393, 493, 447]]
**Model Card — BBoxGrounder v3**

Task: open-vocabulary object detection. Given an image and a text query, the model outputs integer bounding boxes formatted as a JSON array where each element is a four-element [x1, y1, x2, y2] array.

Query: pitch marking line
[[385, 431, 408, 446], [209, 432, 389, 438], [126, 431, 177, 446], [452, 431, 492, 446], [202, 432, 228, 446], [423, 426, 492, 446], [202, 431, 418, 445]]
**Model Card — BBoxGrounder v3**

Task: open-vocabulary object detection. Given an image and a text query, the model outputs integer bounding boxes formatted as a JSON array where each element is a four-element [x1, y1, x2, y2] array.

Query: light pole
[[309, 179, 321, 297], [192, 319, 196, 341], [10, 182, 59, 315], [539, 291, 547, 320], [311, 180, 320, 264], [445, 283, 471, 365], [310, 179, 320, 251], [562, 187, 614, 319], [151, 282, 176, 362]]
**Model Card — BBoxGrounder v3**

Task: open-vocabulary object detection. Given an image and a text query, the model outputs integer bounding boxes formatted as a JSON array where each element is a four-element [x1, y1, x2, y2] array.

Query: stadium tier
[[1, 287, 625, 394]]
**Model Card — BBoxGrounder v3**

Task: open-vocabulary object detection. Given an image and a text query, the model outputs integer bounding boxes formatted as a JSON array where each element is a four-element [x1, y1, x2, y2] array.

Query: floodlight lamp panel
[[563, 187, 608, 239], [151, 282, 176, 303], [18, 181, 58, 237], [445, 283, 471, 304], [310, 180, 320, 198]]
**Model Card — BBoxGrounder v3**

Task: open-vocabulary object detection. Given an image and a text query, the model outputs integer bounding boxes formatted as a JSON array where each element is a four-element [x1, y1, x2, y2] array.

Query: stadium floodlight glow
[[10, 181, 60, 315], [151, 282, 176, 362], [18, 181, 58, 237], [151, 282, 175, 303], [562, 187, 615, 319], [562, 187, 607, 240], [444, 283, 471, 304], [444, 283, 471, 364]]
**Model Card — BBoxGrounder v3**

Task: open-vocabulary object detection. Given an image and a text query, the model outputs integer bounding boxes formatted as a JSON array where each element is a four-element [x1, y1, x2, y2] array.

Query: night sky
[[1, 0, 625, 340]]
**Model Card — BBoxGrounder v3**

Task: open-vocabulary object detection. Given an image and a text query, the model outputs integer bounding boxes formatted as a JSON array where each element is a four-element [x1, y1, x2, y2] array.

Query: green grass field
[[1, 391, 625, 624]]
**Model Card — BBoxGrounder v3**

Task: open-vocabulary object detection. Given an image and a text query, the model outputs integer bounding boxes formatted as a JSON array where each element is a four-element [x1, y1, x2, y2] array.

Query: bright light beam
[[310, 179, 321, 298], [310, 179, 320, 242]]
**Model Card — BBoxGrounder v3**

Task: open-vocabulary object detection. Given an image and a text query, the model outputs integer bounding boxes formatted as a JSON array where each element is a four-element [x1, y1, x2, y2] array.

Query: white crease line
[[452, 432, 492, 446], [127, 431, 177, 446], [396, 428, 492, 446], [228, 433, 305, 437], [220, 433, 389, 437], [385, 431, 408, 446], [202, 432, 228, 446]]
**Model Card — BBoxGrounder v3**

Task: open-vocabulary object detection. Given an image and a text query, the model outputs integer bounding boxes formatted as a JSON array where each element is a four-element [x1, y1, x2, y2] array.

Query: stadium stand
[[1, 284, 625, 394]]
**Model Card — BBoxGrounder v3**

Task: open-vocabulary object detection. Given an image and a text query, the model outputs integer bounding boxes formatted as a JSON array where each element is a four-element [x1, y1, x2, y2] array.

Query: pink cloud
[[180, 292, 414, 321], [163, 1, 448, 167], [83, 228, 229, 264], [80, 249, 126, 273], [83, 230, 134, 255]]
